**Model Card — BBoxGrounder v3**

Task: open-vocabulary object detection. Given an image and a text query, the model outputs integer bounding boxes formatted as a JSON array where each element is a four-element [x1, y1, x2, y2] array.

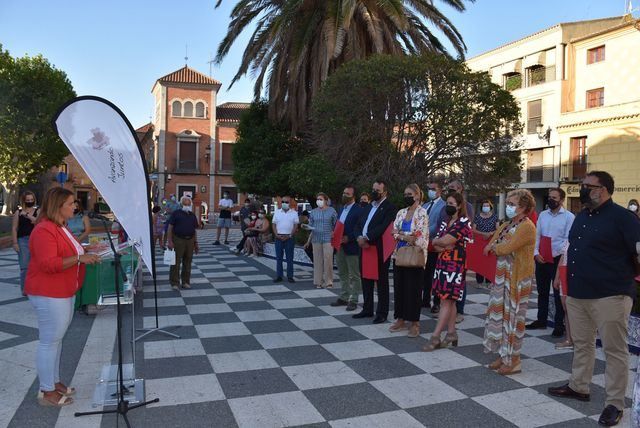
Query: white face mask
[[505, 205, 517, 219], [482, 206, 491, 213], [251, 215, 257, 220], [182, 205, 192, 212], [281, 202, 290, 210], [629, 204, 638, 212], [316, 199, 325, 208], [258, 213, 265, 219], [427, 190, 437, 200]]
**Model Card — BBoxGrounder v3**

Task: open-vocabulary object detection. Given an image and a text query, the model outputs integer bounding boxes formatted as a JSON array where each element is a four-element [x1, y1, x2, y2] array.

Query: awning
[[523, 51, 546, 68]]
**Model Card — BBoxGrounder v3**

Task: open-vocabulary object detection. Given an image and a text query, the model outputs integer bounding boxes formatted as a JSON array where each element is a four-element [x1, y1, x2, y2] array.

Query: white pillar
[[498, 191, 506, 221]]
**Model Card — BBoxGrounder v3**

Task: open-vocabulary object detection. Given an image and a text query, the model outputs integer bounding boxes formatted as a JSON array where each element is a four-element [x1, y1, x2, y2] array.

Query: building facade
[[150, 66, 249, 217], [466, 16, 627, 211]]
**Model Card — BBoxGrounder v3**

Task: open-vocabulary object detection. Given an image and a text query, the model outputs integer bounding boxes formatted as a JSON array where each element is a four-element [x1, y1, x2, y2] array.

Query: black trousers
[[535, 256, 564, 327], [236, 235, 247, 250], [361, 258, 390, 317], [393, 264, 424, 322], [422, 252, 439, 307]]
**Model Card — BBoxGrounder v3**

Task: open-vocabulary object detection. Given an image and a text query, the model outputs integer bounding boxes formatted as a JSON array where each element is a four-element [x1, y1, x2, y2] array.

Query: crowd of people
[[11, 170, 640, 426]]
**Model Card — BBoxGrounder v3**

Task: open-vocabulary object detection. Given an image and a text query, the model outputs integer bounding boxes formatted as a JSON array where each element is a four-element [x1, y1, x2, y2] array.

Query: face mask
[[245, 203, 250, 208], [482, 206, 491, 214], [258, 213, 265, 219], [404, 196, 415, 207], [316, 199, 325, 208], [427, 190, 437, 200], [182, 205, 192, 212], [370, 190, 381, 201], [25, 201, 35, 208], [251, 215, 257, 220], [505, 205, 517, 219], [342, 195, 353, 204], [579, 187, 592, 205], [282, 202, 290, 210], [223, 194, 229, 199], [547, 199, 559, 210], [629, 204, 638, 212], [360, 201, 368, 207], [74, 209, 80, 215], [445, 205, 457, 216]]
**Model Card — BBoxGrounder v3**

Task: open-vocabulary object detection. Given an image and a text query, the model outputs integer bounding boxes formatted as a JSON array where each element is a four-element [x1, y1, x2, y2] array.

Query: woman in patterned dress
[[423, 192, 472, 351], [482, 189, 536, 375]]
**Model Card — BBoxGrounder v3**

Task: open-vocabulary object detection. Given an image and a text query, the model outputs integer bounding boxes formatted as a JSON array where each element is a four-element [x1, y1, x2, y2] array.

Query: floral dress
[[432, 217, 472, 301]]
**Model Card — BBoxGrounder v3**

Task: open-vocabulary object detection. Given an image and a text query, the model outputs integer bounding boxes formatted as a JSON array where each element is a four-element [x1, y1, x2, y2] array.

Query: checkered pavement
[[120, 229, 636, 427]]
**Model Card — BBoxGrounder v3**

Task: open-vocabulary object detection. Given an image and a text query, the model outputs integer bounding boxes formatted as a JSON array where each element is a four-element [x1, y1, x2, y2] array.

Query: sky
[[0, 0, 633, 128]]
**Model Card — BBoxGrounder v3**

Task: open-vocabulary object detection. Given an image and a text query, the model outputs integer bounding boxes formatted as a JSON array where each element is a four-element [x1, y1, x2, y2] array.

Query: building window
[[183, 101, 193, 117], [178, 140, 197, 171], [172, 101, 182, 117], [586, 88, 604, 108], [587, 45, 605, 64], [569, 136, 587, 181], [504, 72, 522, 91], [195, 102, 205, 118], [527, 99, 542, 134], [220, 143, 234, 172], [526, 65, 546, 86]]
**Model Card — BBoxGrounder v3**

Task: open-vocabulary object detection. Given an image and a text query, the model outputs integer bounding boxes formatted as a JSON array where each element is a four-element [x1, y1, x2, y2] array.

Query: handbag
[[395, 245, 426, 268], [163, 249, 176, 266]]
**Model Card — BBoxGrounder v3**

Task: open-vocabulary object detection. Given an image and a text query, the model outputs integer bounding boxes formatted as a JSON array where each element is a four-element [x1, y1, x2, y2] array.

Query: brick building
[[150, 66, 249, 218]]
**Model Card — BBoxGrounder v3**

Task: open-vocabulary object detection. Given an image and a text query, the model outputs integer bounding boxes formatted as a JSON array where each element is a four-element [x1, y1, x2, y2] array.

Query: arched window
[[183, 101, 193, 117], [172, 101, 182, 117], [195, 102, 205, 118]]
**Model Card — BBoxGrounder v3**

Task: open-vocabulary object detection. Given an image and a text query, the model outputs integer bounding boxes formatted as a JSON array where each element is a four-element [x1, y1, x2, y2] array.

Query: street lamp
[[536, 123, 552, 143], [204, 144, 212, 162]]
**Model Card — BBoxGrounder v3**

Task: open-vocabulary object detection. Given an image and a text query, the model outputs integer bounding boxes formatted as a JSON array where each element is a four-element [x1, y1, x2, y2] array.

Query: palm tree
[[215, 0, 474, 132]]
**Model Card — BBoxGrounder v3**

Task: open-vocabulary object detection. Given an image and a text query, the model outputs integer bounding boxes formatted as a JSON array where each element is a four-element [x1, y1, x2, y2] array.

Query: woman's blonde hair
[[37, 187, 74, 225], [506, 189, 536, 215], [20, 191, 36, 208], [405, 183, 423, 203]]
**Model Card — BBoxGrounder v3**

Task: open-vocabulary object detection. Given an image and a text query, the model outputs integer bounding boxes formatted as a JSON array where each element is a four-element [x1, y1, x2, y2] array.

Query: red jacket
[[25, 220, 86, 298]]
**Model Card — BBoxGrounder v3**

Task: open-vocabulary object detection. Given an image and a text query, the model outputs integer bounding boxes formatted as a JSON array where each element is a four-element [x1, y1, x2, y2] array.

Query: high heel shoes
[[422, 334, 442, 352], [441, 332, 458, 348]]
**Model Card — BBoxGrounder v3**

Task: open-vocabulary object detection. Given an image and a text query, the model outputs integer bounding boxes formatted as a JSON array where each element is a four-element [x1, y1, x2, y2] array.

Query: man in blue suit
[[331, 185, 365, 311]]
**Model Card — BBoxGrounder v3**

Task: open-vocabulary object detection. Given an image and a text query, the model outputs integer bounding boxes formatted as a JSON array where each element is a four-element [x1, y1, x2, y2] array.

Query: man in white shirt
[[526, 188, 575, 337], [272, 196, 299, 283], [214, 192, 235, 245]]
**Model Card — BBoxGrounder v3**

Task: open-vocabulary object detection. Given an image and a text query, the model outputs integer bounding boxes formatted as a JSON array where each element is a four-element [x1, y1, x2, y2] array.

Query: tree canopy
[[0, 44, 75, 212], [215, 0, 474, 132], [311, 53, 523, 196]]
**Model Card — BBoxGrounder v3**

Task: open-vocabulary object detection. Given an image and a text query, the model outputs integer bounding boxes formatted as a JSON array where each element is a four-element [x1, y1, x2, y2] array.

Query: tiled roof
[[217, 102, 251, 123], [135, 122, 153, 134], [557, 113, 640, 130], [156, 66, 222, 86]]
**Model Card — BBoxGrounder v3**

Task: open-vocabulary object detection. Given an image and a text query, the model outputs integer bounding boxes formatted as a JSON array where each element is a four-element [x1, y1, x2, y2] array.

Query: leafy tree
[[0, 45, 76, 213], [311, 53, 523, 196], [232, 101, 339, 201], [215, 0, 474, 132]]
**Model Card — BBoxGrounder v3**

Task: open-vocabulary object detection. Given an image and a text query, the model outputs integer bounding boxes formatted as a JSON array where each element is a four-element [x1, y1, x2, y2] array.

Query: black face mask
[[73, 209, 80, 215], [360, 201, 368, 207], [445, 205, 457, 216], [370, 190, 381, 201], [403, 196, 415, 207], [25, 201, 35, 208], [579, 187, 592, 205], [547, 199, 559, 210]]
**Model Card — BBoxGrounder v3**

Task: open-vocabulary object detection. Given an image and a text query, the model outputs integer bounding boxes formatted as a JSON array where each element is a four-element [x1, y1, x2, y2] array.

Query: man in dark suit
[[331, 185, 365, 311], [354, 179, 397, 323]]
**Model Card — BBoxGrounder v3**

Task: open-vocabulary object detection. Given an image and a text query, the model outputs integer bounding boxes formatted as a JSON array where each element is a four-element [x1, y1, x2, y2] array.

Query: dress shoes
[[352, 311, 373, 319], [372, 316, 387, 324], [547, 384, 590, 402], [526, 320, 547, 330], [598, 405, 623, 426], [330, 299, 348, 307], [346, 302, 357, 311], [551, 327, 565, 338]]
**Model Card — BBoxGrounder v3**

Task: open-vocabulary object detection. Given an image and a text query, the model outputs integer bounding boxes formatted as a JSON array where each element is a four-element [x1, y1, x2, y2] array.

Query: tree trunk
[[1, 183, 18, 215]]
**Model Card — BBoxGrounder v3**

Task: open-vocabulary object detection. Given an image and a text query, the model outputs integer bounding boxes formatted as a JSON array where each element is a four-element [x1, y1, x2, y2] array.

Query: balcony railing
[[560, 161, 589, 183], [176, 159, 199, 173], [218, 163, 234, 173], [526, 165, 555, 183], [527, 65, 556, 87]]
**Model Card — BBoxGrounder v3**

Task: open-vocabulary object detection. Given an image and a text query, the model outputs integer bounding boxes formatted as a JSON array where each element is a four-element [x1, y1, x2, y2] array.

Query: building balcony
[[218, 163, 234, 174], [560, 161, 589, 183], [526, 165, 555, 183], [175, 159, 200, 174]]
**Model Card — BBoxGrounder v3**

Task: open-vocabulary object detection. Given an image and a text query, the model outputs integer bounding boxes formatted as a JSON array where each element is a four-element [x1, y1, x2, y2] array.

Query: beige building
[[466, 16, 633, 211]]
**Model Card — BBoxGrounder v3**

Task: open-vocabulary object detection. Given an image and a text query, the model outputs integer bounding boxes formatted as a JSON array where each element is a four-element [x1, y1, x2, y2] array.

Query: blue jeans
[[29, 295, 75, 391], [17, 236, 30, 292], [456, 284, 467, 314], [275, 237, 295, 279]]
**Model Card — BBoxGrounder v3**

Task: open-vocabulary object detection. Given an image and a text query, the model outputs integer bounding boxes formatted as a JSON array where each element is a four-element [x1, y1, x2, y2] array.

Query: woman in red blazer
[[25, 187, 100, 407]]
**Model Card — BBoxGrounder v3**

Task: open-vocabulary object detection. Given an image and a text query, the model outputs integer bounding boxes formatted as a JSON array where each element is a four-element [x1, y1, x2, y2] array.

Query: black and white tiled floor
[[0, 229, 637, 427]]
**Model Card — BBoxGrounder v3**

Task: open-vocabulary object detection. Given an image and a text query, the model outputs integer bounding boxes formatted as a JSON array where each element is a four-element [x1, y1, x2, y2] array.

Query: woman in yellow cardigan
[[482, 189, 536, 375]]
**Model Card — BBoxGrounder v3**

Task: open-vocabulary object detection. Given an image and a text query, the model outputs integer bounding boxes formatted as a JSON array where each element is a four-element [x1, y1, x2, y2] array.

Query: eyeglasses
[[581, 184, 603, 190]]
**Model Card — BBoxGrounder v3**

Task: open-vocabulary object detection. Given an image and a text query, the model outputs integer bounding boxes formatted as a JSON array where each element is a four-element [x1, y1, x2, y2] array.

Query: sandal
[[422, 334, 442, 352], [55, 383, 76, 396], [37, 390, 73, 407], [315, 284, 324, 289], [496, 357, 522, 375], [325, 284, 333, 289], [407, 324, 420, 338], [442, 332, 458, 348], [389, 322, 407, 332], [487, 357, 503, 370]]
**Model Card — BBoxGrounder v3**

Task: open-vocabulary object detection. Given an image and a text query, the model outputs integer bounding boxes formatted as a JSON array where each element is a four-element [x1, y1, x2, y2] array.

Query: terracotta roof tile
[[157, 66, 221, 86], [217, 102, 250, 123]]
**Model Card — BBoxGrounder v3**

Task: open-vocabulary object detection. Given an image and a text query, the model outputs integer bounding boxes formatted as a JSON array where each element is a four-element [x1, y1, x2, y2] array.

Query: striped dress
[[483, 219, 536, 365]]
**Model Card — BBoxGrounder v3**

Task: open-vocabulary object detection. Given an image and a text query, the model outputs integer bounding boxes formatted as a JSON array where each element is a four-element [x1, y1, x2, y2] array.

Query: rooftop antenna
[[184, 44, 189, 65], [207, 52, 215, 77], [626, 0, 639, 14]]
